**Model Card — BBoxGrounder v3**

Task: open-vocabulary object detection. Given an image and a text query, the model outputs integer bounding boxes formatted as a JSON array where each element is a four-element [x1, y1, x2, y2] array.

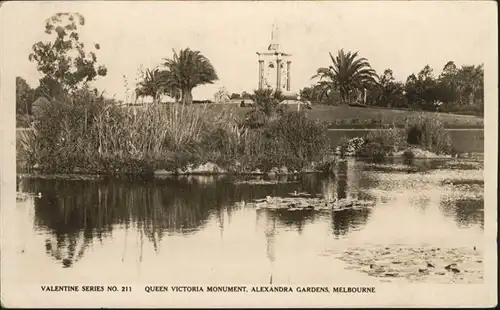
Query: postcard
[[1, 0, 497, 308]]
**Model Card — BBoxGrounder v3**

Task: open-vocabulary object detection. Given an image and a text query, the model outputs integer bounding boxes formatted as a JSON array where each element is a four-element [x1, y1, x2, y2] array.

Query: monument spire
[[268, 22, 281, 52], [257, 20, 294, 96]]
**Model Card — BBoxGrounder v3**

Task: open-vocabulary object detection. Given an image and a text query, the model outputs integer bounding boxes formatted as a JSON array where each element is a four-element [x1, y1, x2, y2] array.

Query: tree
[[404, 73, 421, 106], [456, 64, 484, 105], [404, 65, 440, 109], [162, 48, 218, 105], [214, 87, 230, 104], [435, 61, 460, 104], [249, 88, 285, 119], [241, 91, 251, 99], [299, 86, 316, 102], [16, 77, 35, 115], [28, 13, 107, 98], [373, 69, 407, 107], [230, 93, 241, 99], [312, 49, 378, 104], [135, 68, 175, 104], [440, 61, 459, 84]]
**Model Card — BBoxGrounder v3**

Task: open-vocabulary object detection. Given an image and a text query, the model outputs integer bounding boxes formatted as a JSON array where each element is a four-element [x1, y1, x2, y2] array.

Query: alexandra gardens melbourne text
[[41, 285, 376, 294], [142, 286, 377, 293]]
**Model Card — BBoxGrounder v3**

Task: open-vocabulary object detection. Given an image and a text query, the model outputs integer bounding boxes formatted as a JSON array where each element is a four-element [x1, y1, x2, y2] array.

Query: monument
[[256, 23, 297, 100]]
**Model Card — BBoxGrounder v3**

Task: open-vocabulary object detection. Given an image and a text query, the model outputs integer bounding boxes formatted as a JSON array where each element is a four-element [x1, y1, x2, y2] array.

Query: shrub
[[244, 109, 267, 129], [365, 127, 406, 153], [16, 114, 34, 128], [404, 114, 452, 154], [335, 136, 350, 156], [356, 141, 387, 162], [249, 88, 287, 120], [258, 111, 331, 171], [337, 137, 365, 157], [21, 92, 107, 173], [316, 157, 337, 175], [402, 149, 415, 160]]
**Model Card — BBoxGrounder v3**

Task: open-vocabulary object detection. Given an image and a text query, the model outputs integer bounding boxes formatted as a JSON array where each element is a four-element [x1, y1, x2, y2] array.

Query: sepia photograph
[[0, 0, 497, 308]]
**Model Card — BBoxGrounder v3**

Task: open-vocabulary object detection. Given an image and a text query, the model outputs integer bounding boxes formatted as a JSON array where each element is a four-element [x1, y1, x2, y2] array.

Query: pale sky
[[1, 1, 497, 101]]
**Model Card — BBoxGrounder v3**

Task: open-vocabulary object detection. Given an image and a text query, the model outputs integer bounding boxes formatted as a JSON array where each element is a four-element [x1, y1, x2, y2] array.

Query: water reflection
[[332, 208, 371, 237], [441, 198, 484, 229], [16, 157, 484, 272]]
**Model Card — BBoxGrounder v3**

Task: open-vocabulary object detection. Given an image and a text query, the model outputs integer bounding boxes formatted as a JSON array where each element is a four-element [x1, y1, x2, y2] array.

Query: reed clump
[[20, 89, 333, 175], [403, 114, 452, 155]]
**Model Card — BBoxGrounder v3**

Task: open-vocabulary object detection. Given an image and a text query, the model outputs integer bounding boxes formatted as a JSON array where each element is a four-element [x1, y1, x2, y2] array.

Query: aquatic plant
[[256, 111, 331, 172], [404, 114, 452, 154], [365, 127, 406, 153], [337, 137, 365, 157], [20, 89, 332, 175], [355, 142, 387, 162]]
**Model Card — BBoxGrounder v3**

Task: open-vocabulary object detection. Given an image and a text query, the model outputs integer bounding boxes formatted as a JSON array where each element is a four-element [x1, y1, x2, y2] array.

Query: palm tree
[[162, 48, 218, 105], [135, 68, 171, 104], [250, 88, 285, 119], [312, 49, 378, 104]]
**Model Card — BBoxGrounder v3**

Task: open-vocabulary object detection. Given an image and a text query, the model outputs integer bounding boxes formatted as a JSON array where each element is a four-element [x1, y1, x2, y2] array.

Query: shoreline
[[16, 154, 484, 179]]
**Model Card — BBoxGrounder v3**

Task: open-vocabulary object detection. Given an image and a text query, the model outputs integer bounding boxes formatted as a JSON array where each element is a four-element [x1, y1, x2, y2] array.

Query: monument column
[[286, 61, 291, 91], [276, 58, 282, 91], [258, 60, 264, 90]]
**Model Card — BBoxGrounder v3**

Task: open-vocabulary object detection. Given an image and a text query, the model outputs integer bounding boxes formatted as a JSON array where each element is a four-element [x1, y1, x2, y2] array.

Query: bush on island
[[403, 114, 452, 155], [355, 141, 387, 162], [20, 89, 333, 175]]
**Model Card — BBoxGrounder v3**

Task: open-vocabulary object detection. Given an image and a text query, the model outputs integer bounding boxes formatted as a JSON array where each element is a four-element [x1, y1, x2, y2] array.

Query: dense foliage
[[16, 77, 35, 115], [20, 88, 332, 175], [28, 13, 107, 98], [335, 114, 452, 161], [304, 52, 484, 116]]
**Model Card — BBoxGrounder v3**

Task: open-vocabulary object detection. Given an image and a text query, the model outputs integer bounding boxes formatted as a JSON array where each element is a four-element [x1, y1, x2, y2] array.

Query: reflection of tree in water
[[331, 208, 371, 237], [264, 214, 276, 264], [440, 198, 484, 229], [22, 164, 381, 268], [337, 161, 348, 199], [264, 209, 317, 234], [330, 161, 373, 237], [23, 177, 258, 268]]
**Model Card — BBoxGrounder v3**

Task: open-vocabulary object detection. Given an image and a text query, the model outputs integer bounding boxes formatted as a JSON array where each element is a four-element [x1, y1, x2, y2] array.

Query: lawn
[[208, 103, 484, 129], [16, 102, 484, 130]]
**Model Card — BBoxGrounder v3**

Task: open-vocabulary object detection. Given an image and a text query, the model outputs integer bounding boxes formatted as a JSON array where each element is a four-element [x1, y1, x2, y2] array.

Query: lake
[[10, 157, 484, 286]]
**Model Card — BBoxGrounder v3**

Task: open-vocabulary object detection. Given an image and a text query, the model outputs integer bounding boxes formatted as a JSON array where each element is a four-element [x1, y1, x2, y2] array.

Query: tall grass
[[20, 89, 333, 175], [365, 127, 406, 153], [404, 113, 452, 154], [20, 89, 236, 174]]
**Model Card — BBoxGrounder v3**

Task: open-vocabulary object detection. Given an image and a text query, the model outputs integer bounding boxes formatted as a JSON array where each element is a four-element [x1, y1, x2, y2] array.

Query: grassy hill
[[210, 103, 484, 129], [17, 102, 484, 130]]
